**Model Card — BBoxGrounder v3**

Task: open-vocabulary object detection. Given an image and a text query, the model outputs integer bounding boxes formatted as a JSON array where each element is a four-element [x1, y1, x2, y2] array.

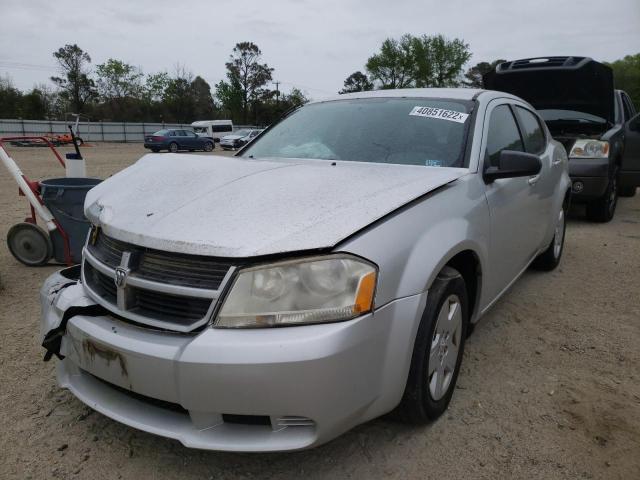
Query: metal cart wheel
[[7, 222, 53, 266]]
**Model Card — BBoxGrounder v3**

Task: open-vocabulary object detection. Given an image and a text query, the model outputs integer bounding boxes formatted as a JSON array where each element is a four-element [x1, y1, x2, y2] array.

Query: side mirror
[[483, 150, 542, 183]]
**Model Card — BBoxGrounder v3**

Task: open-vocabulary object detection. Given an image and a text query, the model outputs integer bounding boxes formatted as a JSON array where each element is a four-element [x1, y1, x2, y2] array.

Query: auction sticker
[[409, 106, 469, 123]]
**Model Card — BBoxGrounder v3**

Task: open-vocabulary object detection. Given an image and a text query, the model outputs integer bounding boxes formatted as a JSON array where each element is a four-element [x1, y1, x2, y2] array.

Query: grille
[[83, 229, 236, 331], [88, 230, 234, 290], [130, 287, 211, 322], [84, 262, 117, 303], [84, 262, 214, 328], [274, 416, 316, 428]]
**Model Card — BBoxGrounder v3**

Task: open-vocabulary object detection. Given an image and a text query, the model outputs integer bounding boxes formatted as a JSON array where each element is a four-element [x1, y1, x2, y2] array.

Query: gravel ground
[[1, 143, 639, 480]]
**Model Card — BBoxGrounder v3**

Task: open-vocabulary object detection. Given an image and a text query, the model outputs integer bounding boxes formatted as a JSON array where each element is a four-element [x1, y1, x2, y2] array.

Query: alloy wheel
[[428, 294, 463, 401]]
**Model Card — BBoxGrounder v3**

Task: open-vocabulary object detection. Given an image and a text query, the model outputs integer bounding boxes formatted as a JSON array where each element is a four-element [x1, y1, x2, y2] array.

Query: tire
[[204, 141, 214, 152], [618, 185, 636, 197], [168, 142, 179, 153], [7, 222, 53, 266], [395, 266, 468, 423], [532, 202, 567, 271], [586, 167, 618, 222]]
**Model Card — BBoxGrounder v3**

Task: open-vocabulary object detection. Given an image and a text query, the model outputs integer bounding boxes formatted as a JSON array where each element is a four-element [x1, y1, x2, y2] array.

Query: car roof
[[309, 87, 525, 104]]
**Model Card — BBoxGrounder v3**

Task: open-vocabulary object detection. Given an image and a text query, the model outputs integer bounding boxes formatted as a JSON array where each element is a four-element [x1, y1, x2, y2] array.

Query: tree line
[[0, 42, 307, 126], [340, 34, 640, 110], [1, 37, 638, 125]]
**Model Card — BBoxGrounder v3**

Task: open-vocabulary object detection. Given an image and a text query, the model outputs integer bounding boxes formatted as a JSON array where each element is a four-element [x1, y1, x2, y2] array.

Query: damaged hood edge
[[86, 154, 467, 258]]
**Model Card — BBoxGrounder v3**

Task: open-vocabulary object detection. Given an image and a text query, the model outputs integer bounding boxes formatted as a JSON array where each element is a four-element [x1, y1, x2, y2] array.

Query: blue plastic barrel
[[40, 177, 102, 264]]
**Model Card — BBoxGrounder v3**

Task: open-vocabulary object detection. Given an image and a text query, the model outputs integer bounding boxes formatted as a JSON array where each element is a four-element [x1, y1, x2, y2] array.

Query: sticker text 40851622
[[409, 106, 469, 124]]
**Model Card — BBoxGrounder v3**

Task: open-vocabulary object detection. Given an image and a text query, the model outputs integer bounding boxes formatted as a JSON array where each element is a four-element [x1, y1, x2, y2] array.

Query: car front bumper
[[41, 269, 426, 451], [568, 158, 610, 200]]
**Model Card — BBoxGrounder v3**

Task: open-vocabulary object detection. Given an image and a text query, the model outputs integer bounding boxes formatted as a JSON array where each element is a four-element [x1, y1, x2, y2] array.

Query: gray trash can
[[40, 177, 102, 264]]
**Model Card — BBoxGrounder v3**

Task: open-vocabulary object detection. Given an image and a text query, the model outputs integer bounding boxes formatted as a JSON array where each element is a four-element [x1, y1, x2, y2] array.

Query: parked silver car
[[219, 128, 263, 150], [40, 88, 570, 452]]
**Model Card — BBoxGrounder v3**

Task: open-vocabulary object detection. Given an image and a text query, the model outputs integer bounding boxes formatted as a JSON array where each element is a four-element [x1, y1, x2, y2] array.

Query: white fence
[[0, 119, 255, 143]]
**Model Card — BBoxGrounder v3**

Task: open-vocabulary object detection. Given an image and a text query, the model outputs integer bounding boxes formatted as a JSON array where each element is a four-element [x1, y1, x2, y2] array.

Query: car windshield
[[234, 129, 251, 137], [153, 129, 169, 136], [539, 109, 607, 124], [241, 98, 473, 167]]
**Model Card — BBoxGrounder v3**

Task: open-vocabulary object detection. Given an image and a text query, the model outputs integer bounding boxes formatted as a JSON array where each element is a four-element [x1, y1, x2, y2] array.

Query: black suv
[[484, 56, 640, 222]]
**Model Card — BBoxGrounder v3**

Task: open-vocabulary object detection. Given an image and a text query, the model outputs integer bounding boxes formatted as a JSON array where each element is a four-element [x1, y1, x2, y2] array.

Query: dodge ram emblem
[[114, 267, 129, 288]]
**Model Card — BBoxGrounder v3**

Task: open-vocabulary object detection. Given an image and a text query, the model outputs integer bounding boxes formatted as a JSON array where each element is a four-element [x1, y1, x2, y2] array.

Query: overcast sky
[[1, 0, 639, 99]]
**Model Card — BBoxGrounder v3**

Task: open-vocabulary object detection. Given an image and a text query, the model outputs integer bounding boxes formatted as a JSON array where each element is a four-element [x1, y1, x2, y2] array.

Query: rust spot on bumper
[[82, 339, 128, 379]]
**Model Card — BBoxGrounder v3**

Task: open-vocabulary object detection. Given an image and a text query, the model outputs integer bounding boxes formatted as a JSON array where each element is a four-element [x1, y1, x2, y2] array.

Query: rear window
[[515, 107, 546, 154], [152, 129, 169, 136]]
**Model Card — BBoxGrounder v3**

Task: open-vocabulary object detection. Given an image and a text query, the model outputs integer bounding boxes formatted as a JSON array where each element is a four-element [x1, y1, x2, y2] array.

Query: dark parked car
[[144, 129, 214, 153], [484, 56, 640, 222]]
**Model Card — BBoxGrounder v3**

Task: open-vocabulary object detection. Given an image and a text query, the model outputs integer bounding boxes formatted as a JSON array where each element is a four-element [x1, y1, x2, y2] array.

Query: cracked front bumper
[[40, 269, 426, 451]]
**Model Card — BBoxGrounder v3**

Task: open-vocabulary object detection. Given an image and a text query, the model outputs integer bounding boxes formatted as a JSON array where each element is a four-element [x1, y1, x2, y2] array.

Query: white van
[[191, 120, 234, 142]]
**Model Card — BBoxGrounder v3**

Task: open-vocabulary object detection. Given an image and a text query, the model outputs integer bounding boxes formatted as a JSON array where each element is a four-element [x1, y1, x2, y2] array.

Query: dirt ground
[[1, 143, 639, 480]]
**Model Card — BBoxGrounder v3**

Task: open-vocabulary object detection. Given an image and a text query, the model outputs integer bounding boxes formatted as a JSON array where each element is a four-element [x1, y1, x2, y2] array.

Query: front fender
[[338, 176, 490, 309]]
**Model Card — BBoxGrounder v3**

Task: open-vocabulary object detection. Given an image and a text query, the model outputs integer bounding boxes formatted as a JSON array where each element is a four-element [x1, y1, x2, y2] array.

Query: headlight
[[569, 140, 609, 159], [215, 255, 377, 328]]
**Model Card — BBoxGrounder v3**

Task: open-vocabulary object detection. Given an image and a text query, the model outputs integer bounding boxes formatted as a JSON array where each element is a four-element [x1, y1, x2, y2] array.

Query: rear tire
[[532, 203, 566, 271], [168, 142, 178, 153], [7, 223, 53, 266], [586, 167, 618, 222], [394, 267, 468, 423], [204, 141, 214, 152], [618, 185, 636, 197]]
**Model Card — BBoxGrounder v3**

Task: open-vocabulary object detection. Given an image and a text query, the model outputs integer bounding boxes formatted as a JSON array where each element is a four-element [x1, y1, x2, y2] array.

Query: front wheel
[[395, 267, 468, 423], [586, 168, 618, 222], [168, 142, 179, 153], [532, 203, 566, 271]]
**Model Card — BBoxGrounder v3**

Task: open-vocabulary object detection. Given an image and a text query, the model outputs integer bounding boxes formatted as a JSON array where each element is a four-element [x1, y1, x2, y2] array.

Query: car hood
[[84, 154, 467, 258], [221, 135, 244, 141], [483, 57, 614, 123]]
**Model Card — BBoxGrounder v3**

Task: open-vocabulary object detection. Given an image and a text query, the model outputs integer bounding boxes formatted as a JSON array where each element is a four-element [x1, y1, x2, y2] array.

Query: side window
[[169, 131, 176, 137], [485, 104, 524, 167], [515, 107, 546, 154], [621, 95, 632, 121], [176, 130, 187, 137], [622, 93, 636, 119]]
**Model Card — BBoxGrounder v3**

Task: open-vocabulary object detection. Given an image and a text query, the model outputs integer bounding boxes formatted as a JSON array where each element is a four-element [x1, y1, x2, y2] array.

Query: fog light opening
[[572, 181, 584, 193]]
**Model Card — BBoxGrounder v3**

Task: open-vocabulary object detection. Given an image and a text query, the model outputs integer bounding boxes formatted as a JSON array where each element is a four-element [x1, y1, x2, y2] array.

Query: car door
[[620, 93, 640, 180], [184, 130, 200, 149], [175, 130, 189, 149], [483, 101, 545, 300], [513, 104, 559, 236]]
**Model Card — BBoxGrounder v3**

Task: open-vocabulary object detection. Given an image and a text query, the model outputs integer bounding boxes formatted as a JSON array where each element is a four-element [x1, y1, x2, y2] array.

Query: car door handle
[[528, 175, 540, 186]]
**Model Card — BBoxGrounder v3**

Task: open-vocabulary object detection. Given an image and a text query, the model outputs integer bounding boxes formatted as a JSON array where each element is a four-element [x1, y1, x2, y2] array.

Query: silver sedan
[[40, 88, 570, 451]]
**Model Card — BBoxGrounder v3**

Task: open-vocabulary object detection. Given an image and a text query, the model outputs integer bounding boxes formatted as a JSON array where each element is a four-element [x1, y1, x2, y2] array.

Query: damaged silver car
[[40, 88, 571, 451]]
